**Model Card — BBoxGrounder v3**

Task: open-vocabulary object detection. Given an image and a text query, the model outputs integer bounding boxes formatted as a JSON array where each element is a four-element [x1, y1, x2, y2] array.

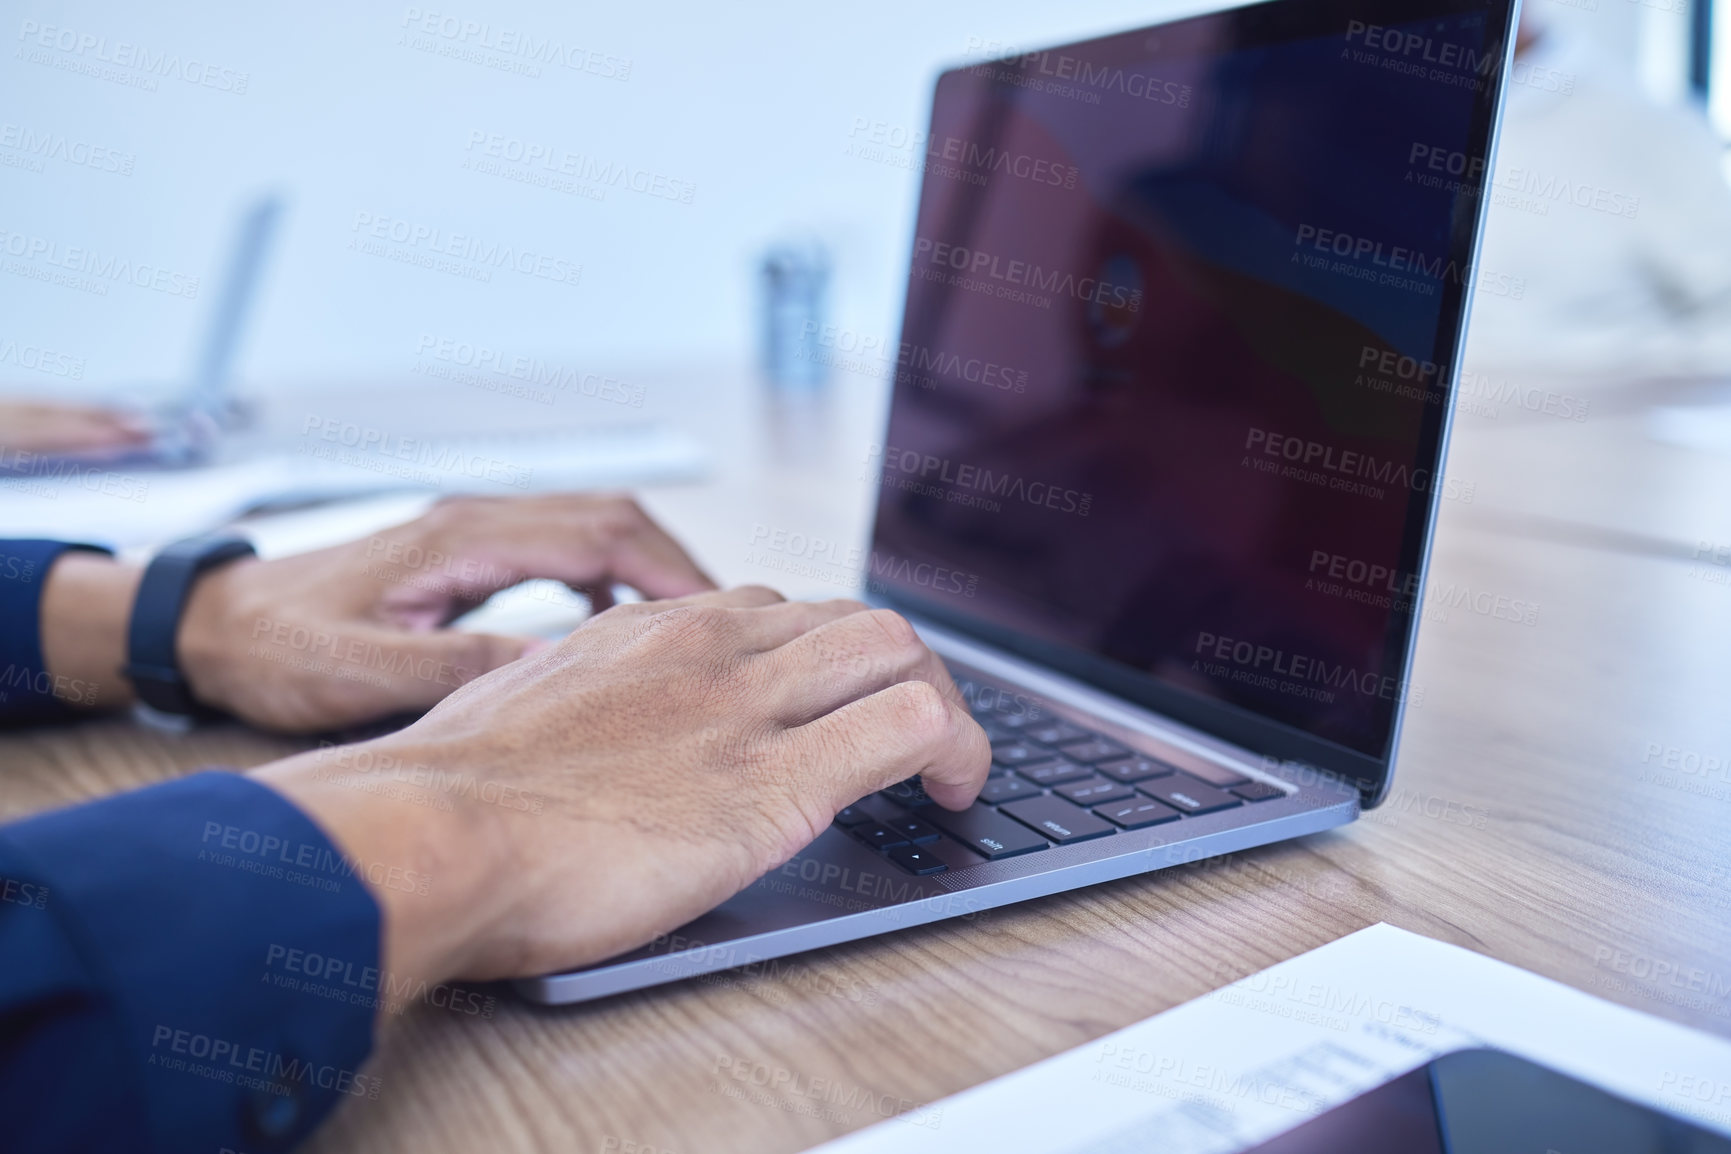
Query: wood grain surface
[[3, 370, 1727, 1154]]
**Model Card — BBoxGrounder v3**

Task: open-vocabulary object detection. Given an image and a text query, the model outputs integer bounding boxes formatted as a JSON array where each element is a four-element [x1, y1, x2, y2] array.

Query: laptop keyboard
[[833, 687, 1290, 875]]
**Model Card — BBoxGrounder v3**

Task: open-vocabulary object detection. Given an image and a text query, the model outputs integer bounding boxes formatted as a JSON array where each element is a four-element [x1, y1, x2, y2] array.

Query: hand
[[0, 399, 151, 455], [253, 586, 991, 994], [40, 493, 714, 731]]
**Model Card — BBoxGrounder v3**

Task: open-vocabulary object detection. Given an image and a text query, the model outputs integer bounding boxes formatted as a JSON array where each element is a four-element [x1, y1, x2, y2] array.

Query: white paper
[[809, 923, 1731, 1153]]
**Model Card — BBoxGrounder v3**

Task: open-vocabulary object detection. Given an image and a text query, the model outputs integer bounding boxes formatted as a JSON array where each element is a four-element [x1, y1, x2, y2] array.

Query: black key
[[976, 717, 1024, 742], [979, 775, 1038, 805], [853, 822, 910, 850], [1026, 721, 1091, 746], [1000, 796, 1116, 844], [1141, 775, 1242, 816], [1233, 781, 1287, 802], [991, 741, 1055, 767], [1096, 798, 1183, 829], [1055, 777, 1136, 805], [886, 844, 947, 875], [880, 779, 934, 808], [1062, 738, 1132, 763], [1019, 758, 1092, 786], [834, 805, 872, 827], [923, 803, 1050, 860], [887, 816, 941, 844], [1096, 756, 1178, 784]]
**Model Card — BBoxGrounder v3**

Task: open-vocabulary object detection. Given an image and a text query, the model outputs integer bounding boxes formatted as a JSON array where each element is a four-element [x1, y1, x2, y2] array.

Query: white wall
[[0, 0, 1666, 403]]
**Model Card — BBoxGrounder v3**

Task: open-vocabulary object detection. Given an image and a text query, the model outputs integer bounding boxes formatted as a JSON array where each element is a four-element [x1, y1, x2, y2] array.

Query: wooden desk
[[3, 368, 1729, 1154]]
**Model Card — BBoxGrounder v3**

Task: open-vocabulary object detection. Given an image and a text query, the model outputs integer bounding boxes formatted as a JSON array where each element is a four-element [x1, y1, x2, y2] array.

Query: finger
[[726, 597, 869, 653], [292, 626, 535, 726], [18, 404, 152, 453], [396, 494, 715, 602], [754, 607, 957, 726], [607, 584, 787, 617], [786, 680, 991, 812]]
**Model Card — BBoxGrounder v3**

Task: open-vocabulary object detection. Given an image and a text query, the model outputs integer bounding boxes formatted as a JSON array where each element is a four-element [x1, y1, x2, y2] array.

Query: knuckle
[[639, 604, 733, 645], [887, 680, 954, 744], [861, 608, 922, 657], [593, 495, 649, 537], [735, 583, 786, 604]]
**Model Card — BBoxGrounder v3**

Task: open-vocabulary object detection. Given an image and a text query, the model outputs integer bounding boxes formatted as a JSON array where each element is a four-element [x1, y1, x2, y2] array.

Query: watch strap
[[123, 535, 256, 717]]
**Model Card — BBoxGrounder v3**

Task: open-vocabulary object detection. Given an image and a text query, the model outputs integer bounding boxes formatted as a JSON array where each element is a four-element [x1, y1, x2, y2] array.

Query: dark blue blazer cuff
[[0, 771, 383, 1153]]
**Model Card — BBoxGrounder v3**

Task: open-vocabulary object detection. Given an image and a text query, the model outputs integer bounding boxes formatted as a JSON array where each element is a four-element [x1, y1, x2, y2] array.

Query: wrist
[[39, 552, 142, 711], [251, 741, 511, 992]]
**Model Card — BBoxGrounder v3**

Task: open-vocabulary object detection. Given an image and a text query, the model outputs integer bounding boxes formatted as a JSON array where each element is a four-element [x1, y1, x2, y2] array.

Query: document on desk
[[809, 923, 1731, 1153]]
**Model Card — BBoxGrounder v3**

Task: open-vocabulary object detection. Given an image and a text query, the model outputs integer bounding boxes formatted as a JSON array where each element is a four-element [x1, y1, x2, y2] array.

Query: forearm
[[37, 552, 141, 712]]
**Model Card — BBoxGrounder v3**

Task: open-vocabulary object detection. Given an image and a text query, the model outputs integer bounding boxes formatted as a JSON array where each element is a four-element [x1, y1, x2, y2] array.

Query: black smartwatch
[[123, 534, 257, 718]]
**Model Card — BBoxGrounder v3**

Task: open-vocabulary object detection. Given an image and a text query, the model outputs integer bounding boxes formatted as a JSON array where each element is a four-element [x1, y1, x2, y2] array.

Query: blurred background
[[0, 0, 1719, 401]]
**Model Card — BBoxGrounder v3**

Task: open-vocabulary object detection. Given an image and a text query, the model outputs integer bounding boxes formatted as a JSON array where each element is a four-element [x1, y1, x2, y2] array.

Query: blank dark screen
[[870, 6, 1498, 757]]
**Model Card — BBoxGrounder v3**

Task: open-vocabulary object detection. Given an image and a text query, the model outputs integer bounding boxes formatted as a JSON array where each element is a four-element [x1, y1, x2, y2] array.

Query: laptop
[[519, 0, 1517, 1004]]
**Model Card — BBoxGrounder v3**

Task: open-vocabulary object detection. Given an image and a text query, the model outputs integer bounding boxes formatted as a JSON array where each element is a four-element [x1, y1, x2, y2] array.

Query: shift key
[[923, 803, 1050, 860]]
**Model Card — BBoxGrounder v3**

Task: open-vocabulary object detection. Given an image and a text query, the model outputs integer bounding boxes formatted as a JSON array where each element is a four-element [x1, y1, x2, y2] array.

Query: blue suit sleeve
[[0, 539, 115, 727], [0, 771, 383, 1153]]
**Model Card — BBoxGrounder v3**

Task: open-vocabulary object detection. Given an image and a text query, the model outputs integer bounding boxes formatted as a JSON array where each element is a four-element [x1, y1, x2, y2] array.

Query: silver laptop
[[520, 0, 1518, 1004], [14, 194, 284, 471]]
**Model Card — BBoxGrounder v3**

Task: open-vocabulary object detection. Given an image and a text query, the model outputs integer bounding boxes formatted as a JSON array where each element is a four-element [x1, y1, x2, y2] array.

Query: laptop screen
[[867, 0, 1514, 790]]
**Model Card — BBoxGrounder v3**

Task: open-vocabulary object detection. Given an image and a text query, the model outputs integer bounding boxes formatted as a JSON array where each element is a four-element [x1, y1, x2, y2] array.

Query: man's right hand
[[254, 586, 991, 999]]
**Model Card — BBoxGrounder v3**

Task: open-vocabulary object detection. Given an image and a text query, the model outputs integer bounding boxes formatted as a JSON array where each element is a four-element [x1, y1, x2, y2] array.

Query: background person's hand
[[177, 493, 716, 730], [254, 585, 992, 994], [39, 493, 714, 731], [0, 398, 152, 455]]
